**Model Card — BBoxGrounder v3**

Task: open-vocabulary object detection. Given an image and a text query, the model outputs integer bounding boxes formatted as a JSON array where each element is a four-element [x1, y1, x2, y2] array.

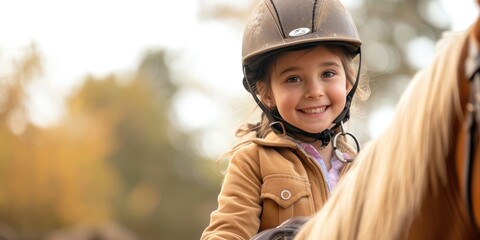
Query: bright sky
[[0, 0, 478, 155], [0, 0, 247, 128]]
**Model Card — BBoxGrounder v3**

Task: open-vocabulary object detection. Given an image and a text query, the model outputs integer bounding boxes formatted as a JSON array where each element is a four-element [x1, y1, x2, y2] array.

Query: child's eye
[[322, 71, 335, 78], [286, 76, 301, 83]]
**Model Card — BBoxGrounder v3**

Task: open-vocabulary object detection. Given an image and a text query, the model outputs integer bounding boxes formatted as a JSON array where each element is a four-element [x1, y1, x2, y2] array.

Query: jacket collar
[[251, 132, 298, 149]]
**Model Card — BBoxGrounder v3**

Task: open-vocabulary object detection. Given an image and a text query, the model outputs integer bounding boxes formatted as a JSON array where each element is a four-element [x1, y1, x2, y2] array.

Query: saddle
[[250, 217, 309, 240]]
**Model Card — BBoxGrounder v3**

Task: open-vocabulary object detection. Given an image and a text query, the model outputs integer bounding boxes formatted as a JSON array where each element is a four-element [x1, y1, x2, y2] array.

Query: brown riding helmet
[[242, 0, 361, 91]]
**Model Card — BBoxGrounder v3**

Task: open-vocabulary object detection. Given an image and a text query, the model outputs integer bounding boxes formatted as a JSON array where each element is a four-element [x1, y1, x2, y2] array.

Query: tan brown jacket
[[201, 132, 355, 240]]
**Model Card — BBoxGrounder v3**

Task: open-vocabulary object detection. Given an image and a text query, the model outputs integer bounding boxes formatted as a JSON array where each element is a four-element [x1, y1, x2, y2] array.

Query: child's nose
[[304, 81, 324, 99]]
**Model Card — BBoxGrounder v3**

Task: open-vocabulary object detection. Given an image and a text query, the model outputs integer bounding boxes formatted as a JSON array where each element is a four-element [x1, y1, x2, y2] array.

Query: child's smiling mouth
[[299, 106, 329, 114]]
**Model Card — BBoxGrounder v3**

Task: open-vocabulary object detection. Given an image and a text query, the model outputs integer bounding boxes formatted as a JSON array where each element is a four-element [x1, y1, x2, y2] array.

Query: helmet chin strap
[[243, 49, 362, 147]]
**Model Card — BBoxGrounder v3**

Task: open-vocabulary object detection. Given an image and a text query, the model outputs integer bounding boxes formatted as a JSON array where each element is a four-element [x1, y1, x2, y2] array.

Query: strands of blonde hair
[[295, 31, 468, 240]]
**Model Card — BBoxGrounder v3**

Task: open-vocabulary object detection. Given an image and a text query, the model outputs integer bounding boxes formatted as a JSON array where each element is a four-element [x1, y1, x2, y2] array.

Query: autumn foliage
[[0, 47, 220, 240]]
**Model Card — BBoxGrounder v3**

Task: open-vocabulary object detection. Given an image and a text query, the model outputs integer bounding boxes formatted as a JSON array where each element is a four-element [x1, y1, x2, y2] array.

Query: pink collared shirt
[[297, 142, 348, 191]]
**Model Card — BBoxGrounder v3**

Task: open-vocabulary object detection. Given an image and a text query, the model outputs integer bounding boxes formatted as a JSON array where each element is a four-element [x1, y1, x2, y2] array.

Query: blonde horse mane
[[295, 30, 469, 240]]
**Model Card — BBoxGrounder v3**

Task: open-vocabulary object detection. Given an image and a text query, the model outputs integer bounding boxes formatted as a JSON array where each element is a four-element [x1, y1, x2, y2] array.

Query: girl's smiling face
[[267, 45, 351, 134]]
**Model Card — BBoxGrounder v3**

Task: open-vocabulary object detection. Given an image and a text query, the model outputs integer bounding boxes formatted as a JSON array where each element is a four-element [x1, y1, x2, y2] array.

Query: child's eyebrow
[[277, 66, 300, 76], [320, 61, 342, 68], [277, 61, 341, 76]]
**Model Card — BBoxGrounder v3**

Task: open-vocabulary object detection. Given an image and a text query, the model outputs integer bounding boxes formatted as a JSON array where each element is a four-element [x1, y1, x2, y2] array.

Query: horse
[[288, 7, 480, 240], [251, 6, 480, 240]]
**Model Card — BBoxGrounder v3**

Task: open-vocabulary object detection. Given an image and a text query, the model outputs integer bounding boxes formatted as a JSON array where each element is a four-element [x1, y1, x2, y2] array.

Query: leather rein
[[464, 34, 480, 232]]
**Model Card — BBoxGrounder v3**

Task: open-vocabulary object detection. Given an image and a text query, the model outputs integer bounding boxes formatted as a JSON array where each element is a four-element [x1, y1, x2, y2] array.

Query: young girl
[[201, 0, 369, 239]]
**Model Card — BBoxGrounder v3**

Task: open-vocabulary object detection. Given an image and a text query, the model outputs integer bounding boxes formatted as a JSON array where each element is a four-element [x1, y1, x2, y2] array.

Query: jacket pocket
[[259, 174, 312, 230]]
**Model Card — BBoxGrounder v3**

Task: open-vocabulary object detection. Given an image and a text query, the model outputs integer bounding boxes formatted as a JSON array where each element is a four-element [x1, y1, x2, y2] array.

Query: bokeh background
[[0, 0, 477, 239]]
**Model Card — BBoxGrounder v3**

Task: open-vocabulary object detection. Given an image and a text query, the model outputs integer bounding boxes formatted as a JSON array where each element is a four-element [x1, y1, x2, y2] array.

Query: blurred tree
[[352, 0, 448, 131], [71, 50, 221, 240], [0, 46, 119, 239], [0, 46, 221, 240]]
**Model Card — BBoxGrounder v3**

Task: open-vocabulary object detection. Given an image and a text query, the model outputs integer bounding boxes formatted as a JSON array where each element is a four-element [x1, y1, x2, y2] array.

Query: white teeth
[[302, 106, 327, 114]]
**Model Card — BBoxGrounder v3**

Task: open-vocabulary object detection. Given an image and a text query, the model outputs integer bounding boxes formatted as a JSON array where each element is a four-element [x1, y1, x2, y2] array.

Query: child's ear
[[257, 82, 275, 108], [262, 93, 276, 108], [264, 98, 274, 108]]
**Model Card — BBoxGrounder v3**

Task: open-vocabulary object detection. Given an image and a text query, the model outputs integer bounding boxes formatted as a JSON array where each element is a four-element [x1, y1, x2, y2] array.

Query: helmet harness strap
[[243, 48, 362, 147]]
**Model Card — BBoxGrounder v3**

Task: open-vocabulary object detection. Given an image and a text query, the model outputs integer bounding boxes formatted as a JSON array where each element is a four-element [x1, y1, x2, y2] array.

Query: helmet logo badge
[[288, 27, 310, 37]]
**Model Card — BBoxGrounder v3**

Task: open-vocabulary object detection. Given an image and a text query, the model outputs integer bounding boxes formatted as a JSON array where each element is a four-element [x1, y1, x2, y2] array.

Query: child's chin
[[303, 127, 328, 134]]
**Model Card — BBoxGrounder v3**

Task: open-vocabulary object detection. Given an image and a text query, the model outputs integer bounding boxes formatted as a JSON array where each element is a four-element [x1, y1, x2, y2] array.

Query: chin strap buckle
[[332, 121, 360, 163]]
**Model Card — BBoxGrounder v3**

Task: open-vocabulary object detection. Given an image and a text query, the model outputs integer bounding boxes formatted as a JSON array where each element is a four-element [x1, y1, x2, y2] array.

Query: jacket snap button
[[280, 190, 291, 200]]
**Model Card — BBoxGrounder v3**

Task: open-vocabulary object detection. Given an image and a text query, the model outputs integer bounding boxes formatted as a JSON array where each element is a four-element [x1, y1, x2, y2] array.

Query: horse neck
[[305, 29, 472, 240], [403, 28, 479, 239]]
